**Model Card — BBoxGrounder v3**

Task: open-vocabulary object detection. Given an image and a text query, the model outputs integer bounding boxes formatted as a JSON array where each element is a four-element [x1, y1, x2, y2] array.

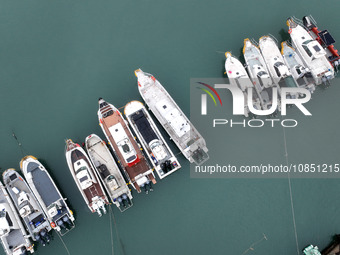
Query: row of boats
[[3, 14, 335, 255], [64, 69, 210, 217], [0, 156, 75, 255], [225, 16, 338, 117], [0, 68, 210, 255]]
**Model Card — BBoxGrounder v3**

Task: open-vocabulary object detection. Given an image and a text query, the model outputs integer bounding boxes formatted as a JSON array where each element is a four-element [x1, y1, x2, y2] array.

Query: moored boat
[[286, 17, 334, 85], [135, 69, 209, 165], [65, 139, 109, 216], [85, 134, 133, 211], [124, 101, 181, 179], [20, 156, 75, 235], [281, 41, 316, 94], [302, 15, 340, 69], [3, 169, 51, 246], [259, 35, 300, 99], [98, 98, 156, 193], [303, 244, 321, 255], [0, 180, 33, 255], [243, 39, 280, 111]]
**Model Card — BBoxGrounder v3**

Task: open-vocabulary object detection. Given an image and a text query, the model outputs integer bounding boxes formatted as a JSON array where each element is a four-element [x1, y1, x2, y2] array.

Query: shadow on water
[[238, 46, 245, 65], [278, 28, 290, 43], [120, 238, 127, 255]]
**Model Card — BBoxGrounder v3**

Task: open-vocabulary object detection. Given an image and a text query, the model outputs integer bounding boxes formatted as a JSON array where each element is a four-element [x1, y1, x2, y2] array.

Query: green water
[[1, 0, 340, 254]]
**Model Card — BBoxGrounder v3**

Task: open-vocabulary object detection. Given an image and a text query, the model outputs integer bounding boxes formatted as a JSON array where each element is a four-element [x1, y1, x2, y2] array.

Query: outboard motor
[[160, 162, 167, 173], [40, 229, 51, 244], [62, 215, 72, 227], [57, 219, 66, 229], [146, 180, 153, 192], [165, 160, 172, 171], [334, 60, 339, 73], [302, 16, 315, 30], [140, 183, 148, 194], [20, 247, 28, 255], [34, 233, 46, 247], [122, 194, 130, 206], [117, 196, 125, 207]]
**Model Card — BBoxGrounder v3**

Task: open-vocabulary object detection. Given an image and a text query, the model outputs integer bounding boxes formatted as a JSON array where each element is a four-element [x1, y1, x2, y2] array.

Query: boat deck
[[7, 229, 25, 248], [26, 162, 69, 221], [70, 149, 107, 205], [101, 107, 155, 192], [87, 136, 132, 200], [26, 162, 62, 207]]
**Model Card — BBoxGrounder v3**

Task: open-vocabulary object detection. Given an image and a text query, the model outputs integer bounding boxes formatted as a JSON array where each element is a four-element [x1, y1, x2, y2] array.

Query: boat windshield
[[122, 144, 130, 153], [0, 211, 5, 218], [76, 166, 87, 174]]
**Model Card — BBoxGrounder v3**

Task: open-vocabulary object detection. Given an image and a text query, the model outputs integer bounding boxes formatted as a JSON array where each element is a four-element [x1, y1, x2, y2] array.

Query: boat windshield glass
[[302, 45, 313, 57], [99, 102, 108, 108], [79, 176, 88, 182], [76, 166, 87, 174]]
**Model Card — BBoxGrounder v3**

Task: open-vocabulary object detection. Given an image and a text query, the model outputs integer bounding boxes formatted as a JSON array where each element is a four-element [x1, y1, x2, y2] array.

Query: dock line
[[12, 130, 25, 156], [282, 125, 300, 255], [56, 231, 71, 255]]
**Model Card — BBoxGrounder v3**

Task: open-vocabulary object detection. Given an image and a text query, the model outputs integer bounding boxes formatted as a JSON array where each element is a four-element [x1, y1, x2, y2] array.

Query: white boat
[[20, 156, 75, 235], [65, 139, 109, 216], [135, 69, 209, 165], [281, 41, 316, 93], [259, 35, 299, 99], [225, 52, 263, 116], [124, 101, 181, 179], [243, 39, 280, 111], [85, 134, 133, 211], [98, 98, 156, 193], [286, 17, 334, 85], [302, 15, 340, 70], [0, 180, 33, 255], [3, 169, 51, 246]]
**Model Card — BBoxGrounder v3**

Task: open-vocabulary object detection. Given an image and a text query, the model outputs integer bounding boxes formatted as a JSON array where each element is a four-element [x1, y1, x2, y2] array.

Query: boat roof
[[25, 161, 62, 208], [318, 30, 335, 46]]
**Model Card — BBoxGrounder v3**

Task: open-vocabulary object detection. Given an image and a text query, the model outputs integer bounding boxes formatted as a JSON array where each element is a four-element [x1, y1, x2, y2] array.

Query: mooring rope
[[241, 233, 268, 255], [282, 126, 300, 255], [12, 131, 25, 157], [109, 205, 126, 255], [109, 205, 114, 255], [56, 231, 71, 255]]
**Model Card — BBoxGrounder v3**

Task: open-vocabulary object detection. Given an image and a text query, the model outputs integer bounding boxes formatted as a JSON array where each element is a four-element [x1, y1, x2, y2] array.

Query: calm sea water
[[1, 0, 340, 254]]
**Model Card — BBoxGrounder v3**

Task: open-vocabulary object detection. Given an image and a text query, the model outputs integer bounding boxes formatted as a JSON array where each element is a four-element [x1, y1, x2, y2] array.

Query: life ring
[[288, 28, 292, 34], [50, 222, 56, 228]]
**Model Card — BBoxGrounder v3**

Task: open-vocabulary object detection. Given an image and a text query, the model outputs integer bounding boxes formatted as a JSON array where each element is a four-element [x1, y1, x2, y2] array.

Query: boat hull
[[20, 156, 75, 235], [124, 101, 181, 179], [85, 134, 133, 211]]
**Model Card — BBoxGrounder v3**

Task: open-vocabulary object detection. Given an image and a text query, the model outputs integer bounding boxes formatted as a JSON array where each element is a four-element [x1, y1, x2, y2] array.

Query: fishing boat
[[259, 35, 299, 99], [135, 69, 209, 165], [85, 134, 133, 211], [281, 41, 316, 93], [243, 39, 280, 111], [20, 156, 75, 235], [303, 244, 321, 255], [286, 17, 334, 85], [3, 169, 51, 246], [302, 15, 340, 69], [0, 180, 33, 255], [124, 101, 181, 179], [98, 98, 156, 193], [65, 139, 109, 216], [225, 51, 264, 115]]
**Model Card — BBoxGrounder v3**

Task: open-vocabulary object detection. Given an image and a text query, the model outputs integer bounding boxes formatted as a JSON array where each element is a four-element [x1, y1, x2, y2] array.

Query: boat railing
[[289, 16, 308, 30], [267, 34, 279, 44], [250, 38, 259, 47], [305, 15, 317, 26]]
